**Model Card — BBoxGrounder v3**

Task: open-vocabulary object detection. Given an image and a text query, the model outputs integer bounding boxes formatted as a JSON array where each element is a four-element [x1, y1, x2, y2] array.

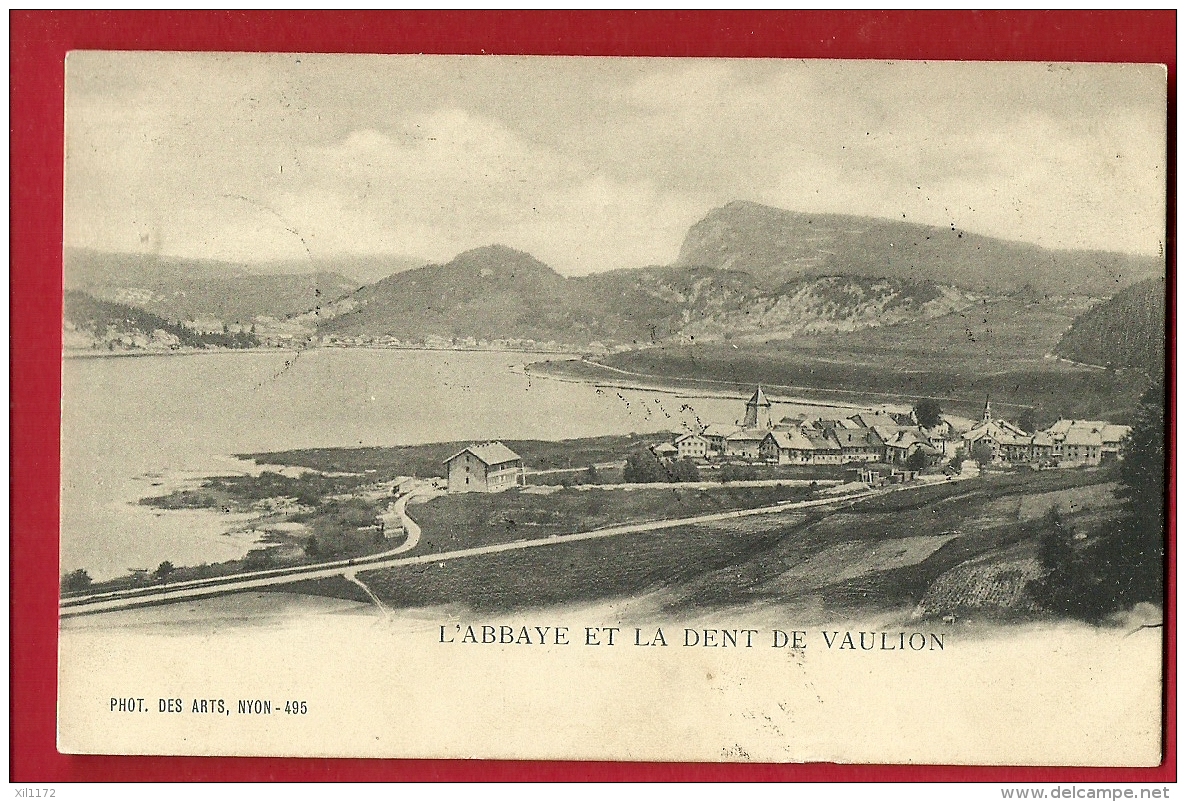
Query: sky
[[65, 53, 1167, 276]]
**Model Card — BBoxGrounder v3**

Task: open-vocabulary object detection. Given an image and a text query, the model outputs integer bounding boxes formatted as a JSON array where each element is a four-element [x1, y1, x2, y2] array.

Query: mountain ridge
[[676, 200, 1162, 295], [65, 249, 361, 326], [316, 244, 977, 347], [65, 202, 1164, 346]]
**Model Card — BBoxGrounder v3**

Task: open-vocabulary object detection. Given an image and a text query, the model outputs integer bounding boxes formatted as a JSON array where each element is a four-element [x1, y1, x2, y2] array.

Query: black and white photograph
[[57, 53, 1167, 764]]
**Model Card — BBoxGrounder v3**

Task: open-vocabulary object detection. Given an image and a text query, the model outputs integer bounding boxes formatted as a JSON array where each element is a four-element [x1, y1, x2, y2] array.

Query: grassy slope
[[355, 469, 1117, 616], [665, 469, 1117, 616], [410, 484, 813, 554]]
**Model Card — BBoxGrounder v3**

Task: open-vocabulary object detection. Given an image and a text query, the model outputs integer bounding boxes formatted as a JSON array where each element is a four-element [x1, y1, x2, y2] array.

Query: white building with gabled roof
[[444, 441, 524, 493], [674, 432, 710, 460]]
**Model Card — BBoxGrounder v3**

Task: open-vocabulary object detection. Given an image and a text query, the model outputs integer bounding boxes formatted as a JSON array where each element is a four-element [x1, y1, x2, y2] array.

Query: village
[[441, 386, 1132, 494]]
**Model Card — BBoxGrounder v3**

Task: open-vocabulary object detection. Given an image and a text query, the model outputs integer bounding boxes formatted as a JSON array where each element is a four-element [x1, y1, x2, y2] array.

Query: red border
[[10, 10, 1176, 782]]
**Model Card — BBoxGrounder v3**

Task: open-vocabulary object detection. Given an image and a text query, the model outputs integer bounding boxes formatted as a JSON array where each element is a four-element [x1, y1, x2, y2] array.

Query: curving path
[[60, 483, 439, 613], [380, 492, 423, 555]]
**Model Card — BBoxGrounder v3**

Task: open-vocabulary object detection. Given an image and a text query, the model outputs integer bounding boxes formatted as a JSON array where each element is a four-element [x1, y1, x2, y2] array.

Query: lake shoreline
[[524, 356, 883, 410], [63, 349, 819, 581]]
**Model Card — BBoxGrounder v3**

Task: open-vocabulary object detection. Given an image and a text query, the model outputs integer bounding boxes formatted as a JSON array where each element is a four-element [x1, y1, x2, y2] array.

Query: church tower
[[982, 397, 992, 423], [743, 385, 773, 430]]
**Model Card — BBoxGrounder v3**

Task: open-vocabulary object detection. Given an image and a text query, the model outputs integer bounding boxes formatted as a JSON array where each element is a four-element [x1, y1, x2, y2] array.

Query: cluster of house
[[440, 391, 1132, 495], [654, 387, 1131, 471], [320, 334, 606, 353], [653, 387, 951, 469], [962, 403, 1130, 467]]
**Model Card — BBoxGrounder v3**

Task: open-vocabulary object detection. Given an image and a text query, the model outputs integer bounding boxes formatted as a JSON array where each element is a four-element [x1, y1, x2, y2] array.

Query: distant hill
[[251, 254, 428, 284], [63, 290, 259, 351], [65, 249, 361, 325], [317, 244, 975, 346], [676, 201, 1163, 296], [1054, 276, 1166, 377]]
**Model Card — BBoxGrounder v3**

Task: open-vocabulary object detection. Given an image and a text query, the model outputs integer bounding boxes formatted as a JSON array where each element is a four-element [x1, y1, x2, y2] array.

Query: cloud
[[64, 54, 1166, 273]]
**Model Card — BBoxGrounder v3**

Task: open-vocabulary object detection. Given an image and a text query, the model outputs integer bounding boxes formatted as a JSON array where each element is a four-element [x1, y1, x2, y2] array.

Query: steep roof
[[444, 441, 522, 466], [675, 432, 708, 444], [1101, 424, 1131, 443], [727, 428, 769, 442], [763, 429, 814, 450], [835, 427, 882, 448], [1046, 419, 1127, 446], [851, 412, 914, 432], [746, 385, 771, 407], [803, 430, 841, 451], [703, 423, 743, 438], [964, 418, 1030, 443], [886, 429, 928, 449], [1064, 429, 1103, 447], [870, 424, 902, 444], [1046, 419, 1076, 436]]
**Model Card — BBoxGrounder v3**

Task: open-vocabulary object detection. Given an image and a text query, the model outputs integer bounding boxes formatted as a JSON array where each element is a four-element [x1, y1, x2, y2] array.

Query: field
[[409, 483, 815, 554], [357, 515, 796, 613], [347, 468, 1121, 618]]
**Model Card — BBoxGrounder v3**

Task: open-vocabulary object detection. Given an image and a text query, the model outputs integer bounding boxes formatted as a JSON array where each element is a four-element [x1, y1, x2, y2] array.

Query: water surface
[[61, 348, 862, 579]]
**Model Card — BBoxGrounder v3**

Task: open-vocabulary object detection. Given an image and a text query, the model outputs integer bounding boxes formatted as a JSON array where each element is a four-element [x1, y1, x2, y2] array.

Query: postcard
[[57, 53, 1167, 764]]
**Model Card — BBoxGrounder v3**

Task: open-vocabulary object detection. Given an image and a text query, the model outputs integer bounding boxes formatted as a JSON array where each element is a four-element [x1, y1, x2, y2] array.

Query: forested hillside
[[1054, 277, 1166, 377], [64, 290, 259, 351]]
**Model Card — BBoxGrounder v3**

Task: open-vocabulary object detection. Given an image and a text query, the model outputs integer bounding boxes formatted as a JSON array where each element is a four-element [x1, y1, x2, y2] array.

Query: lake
[[60, 348, 863, 580]]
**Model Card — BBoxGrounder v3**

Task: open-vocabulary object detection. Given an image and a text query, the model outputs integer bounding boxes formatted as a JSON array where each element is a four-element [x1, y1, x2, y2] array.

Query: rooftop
[[444, 441, 522, 466], [747, 385, 771, 408]]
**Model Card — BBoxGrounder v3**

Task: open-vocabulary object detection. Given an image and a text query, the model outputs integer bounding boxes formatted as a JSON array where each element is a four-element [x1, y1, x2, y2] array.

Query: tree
[[1034, 381, 1166, 620], [1103, 380, 1166, 606], [61, 568, 92, 593], [153, 561, 176, 582], [623, 450, 664, 483], [1018, 408, 1037, 434], [583, 465, 599, 485], [905, 448, 930, 473], [1033, 505, 1111, 619], [970, 441, 995, 467], [947, 446, 967, 469], [912, 399, 943, 429], [669, 458, 701, 483]]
